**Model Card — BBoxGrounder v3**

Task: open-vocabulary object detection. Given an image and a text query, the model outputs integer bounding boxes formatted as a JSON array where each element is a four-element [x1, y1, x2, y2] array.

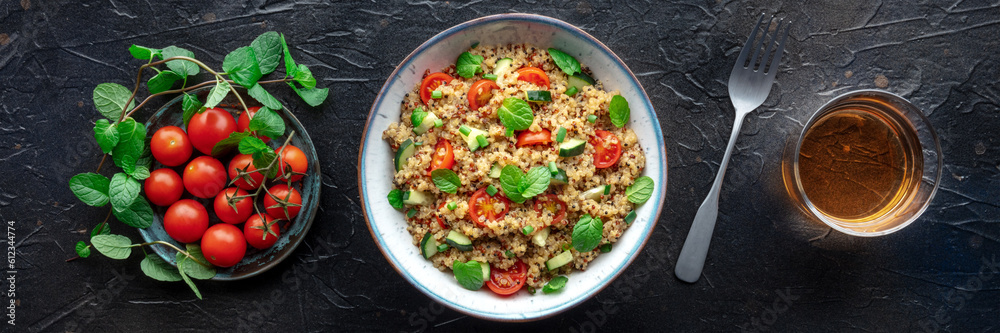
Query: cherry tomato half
[[487, 260, 528, 296], [214, 187, 253, 224], [263, 184, 302, 221], [200, 223, 246, 267], [426, 139, 455, 176], [434, 202, 448, 230], [468, 188, 510, 227], [515, 129, 552, 147], [590, 130, 623, 169], [163, 199, 209, 243], [532, 194, 568, 226], [467, 79, 499, 111], [144, 168, 184, 207], [419, 72, 453, 105], [236, 106, 271, 143], [183, 156, 228, 199], [276, 145, 308, 182], [228, 154, 264, 190], [515, 67, 550, 88], [244, 213, 280, 250], [150, 126, 193, 167], [187, 107, 237, 155]]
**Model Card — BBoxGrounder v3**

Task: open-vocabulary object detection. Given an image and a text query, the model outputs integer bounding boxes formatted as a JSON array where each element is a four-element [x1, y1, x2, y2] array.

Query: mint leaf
[[455, 52, 484, 78], [140, 254, 182, 282], [75, 241, 91, 258], [288, 83, 328, 107], [281, 33, 297, 76], [238, 136, 270, 155], [410, 107, 428, 127], [431, 169, 461, 194], [175, 254, 203, 300], [251, 31, 282, 75], [497, 97, 533, 131], [499, 165, 523, 202], [387, 189, 404, 210], [160, 45, 199, 77], [223, 46, 263, 88], [128, 45, 161, 60], [211, 131, 250, 156], [93, 83, 135, 121], [69, 173, 111, 207], [112, 196, 154, 228], [571, 214, 603, 252], [452, 260, 485, 291], [111, 118, 146, 175], [134, 144, 152, 172], [247, 83, 282, 110], [93, 119, 119, 154], [109, 173, 140, 213], [547, 48, 581, 76], [91, 223, 110, 238], [542, 275, 568, 294], [181, 93, 204, 127], [609, 95, 630, 128], [147, 70, 181, 94], [293, 64, 316, 89], [181, 244, 217, 280], [252, 150, 279, 179], [247, 107, 285, 139], [131, 165, 150, 180], [204, 80, 231, 108], [90, 234, 133, 259], [626, 176, 654, 204], [518, 166, 551, 198]]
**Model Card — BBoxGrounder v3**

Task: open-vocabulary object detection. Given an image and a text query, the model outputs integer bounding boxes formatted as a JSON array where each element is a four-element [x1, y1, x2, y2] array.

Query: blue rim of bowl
[[357, 13, 668, 321]]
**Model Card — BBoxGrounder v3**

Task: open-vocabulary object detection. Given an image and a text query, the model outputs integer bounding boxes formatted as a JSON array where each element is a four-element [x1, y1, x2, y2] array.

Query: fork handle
[[674, 112, 747, 283]]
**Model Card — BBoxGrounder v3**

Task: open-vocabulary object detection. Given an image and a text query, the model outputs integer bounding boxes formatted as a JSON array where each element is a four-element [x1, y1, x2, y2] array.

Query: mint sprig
[[498, 165, 550, 204], [497, 97, 534, 131], [431, 169, 462, 194], [572, 214, 603, 252], [626, 176, 654, 204], [455, 51, 484, 78], [547, 48, 581, 76], [453, 260, 485, 290], [609, 95, 630, 128]]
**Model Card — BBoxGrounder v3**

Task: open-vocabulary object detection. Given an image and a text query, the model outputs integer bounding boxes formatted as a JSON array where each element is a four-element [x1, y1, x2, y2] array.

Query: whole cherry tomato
[[263, 184, 302, 221], [200, 223, 246, 267], [144, 168, 184, 207], [163, 199, 209, 243], [227, 154, 264, 190], [213, 187, 253, 224], [236, 106, 271, 143], [183, 156, 228, 199], [275, 145, 308, 182], [244, 213, 280, 249], [150, 126, 193, 166], [187, 107, 237, 155]]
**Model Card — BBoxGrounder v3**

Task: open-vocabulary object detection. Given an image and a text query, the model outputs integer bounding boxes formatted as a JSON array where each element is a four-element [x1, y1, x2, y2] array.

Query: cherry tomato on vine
[[532, 194, 568, 226], [275, 145, 308, 182], [163, 199, 209, 243], [515, 67, 550, 88], [150, 126, 193, 166], [227, 154, 264, 190], [244, 213, 280, 249], [144, 168, 184, 207], [487, 260, 528, 296], [515, 129, 552, 147], [419, 72, 453, 104], [183, 156, 228, 199], [187, 107, 237, 155], [213, 187, 253, 224], [590, 130, 622, 169], [467, 79, 499, 111], [263, 184, 302, 221], [426, 139, 455, 176], [200, 223, 246, 267], [236, 106, 270, 143], [468, 187, 510, 227]]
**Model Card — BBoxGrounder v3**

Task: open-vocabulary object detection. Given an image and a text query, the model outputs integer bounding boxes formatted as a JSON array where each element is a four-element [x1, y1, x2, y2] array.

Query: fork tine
[[766, 19, 792, 75], [734, 13, 767, 70], [748, 15, 774, 71], [760, 18, 784, 73]]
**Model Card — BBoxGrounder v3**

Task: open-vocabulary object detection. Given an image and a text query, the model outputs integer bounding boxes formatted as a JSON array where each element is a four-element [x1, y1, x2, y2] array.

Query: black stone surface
[[1, 1, 998, 332]]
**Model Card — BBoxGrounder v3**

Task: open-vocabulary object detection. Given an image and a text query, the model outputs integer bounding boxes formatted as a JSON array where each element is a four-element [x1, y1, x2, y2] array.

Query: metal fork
[[674, 14, 791, 283]]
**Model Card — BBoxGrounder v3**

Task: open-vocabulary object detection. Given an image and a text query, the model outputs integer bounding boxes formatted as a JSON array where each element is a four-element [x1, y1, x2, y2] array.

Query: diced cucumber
[[493, 57, 514, 85], [403, 190, 431, 205], [567, 72, 596, 92], [532, 227, 550, 247], [459, 125, 489, 151], [480, 261, 491, 281], [580, 185, 606, 201], [394, 139, 416, 171], [489, 163, 502, 178], [445, 230, 473, 251], [412, 112, 440, 135], [558, 139, 586, 157], [420, 232, 438, 259], [525, 90, 552, 102], [550, 168, 569, 185], [546, 250, 573, 271]]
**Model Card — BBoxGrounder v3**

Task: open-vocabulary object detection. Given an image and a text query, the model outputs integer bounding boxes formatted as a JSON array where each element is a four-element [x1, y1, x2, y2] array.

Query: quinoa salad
[[382, 44, 655, 295]]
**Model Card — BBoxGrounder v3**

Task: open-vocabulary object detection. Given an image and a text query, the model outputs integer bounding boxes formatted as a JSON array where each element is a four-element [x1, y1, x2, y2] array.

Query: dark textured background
[[2, 0, 998, 332]]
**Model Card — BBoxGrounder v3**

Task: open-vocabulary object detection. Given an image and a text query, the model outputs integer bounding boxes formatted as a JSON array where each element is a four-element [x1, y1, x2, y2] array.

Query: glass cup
[[782, 90, 943, 236]]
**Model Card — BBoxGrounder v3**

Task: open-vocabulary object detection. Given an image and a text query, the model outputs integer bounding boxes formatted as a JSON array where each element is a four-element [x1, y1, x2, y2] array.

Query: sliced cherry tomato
[[591, 130, 622, 169], [237, 106, 270, 143], [227, 154, 264, 190], [213, 187, 253, 224], [515, 129, 552, 147], [163, 199, 209, 243], [150, 126, 193, 166], [426, 139, 455, 176], [144, 168, 183, 207], [419, 72, 453, 104], [263, 184, 302, 221], [468, 188, 510, 227], [200, 223, 246, 267], [515, 67, 550, 88], [467, 79, 499, 111], [532, 194, 567, 226], [187, 107, 237, 155], [434, 202, 447, 230], [276, 145, 308, 182], [487, 260, 528, 296], [183, 156, 228, 199], [244, 213, 280, 250]]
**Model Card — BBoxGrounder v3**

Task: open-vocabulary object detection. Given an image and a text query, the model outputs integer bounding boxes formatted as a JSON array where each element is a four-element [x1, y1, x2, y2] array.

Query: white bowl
[[358, 13, 668, 321]]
